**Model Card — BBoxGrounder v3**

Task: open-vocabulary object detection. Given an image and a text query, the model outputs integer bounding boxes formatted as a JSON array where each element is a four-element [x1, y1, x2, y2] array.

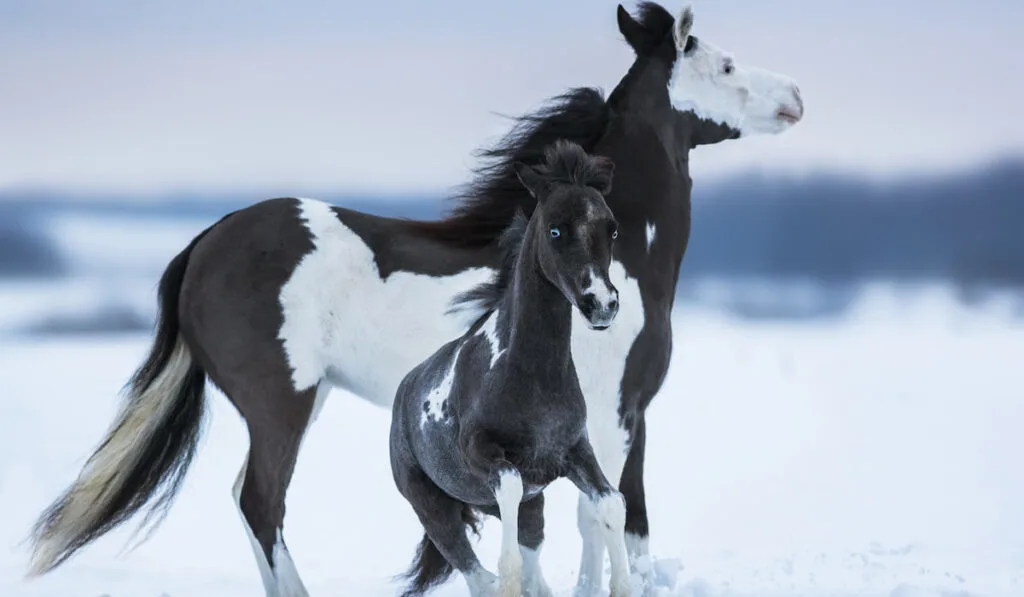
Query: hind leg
[[230, 381, 328, 597], [518, 494, 554, 597], [396, 459, 497, 597]]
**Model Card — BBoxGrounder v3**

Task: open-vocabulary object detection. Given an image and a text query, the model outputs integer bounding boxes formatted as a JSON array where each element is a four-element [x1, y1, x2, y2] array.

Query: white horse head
[[668, 3, 803, 136]]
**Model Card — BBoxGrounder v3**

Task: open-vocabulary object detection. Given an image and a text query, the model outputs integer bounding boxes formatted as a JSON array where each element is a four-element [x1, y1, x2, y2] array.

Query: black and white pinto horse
[[27, 3, 803, 596], [392, 140, 627, 597]]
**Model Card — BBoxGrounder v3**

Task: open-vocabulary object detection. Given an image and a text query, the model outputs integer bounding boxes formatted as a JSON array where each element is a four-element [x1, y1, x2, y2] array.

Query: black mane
[[450, 140, 610, 318], [448, 209, 529, 318], [635, 1, 675, 42], [405, 87, 610, 248]]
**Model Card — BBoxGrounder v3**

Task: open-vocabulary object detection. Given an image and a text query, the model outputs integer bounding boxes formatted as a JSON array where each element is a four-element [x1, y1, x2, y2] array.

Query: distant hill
[[2, 157, 1022, 289]]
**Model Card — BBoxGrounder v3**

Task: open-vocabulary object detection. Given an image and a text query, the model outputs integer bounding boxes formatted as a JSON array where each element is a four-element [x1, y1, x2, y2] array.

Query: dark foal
[[390, 141, 631, 597]]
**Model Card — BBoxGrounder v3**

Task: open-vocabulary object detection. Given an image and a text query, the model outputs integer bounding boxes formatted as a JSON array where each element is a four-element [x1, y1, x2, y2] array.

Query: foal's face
[[536, 184, 621, 330]]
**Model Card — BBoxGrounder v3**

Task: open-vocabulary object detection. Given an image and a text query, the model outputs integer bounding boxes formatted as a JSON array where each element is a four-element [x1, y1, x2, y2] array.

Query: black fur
[[405, 87, 610, 248], [398, 505, 481, 597]]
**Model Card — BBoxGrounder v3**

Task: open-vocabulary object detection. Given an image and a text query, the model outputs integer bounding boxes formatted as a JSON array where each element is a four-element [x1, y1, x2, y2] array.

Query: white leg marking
[[595, 493, 631, 597], [574, 496, 606, 597], [232, 459, 309, 597], [626, 532, 655, 593], [233, 456, 289, 597], [271, 529, 307, 597], [278, 198, 495, 404], [645, 222, 656, 253], [494, 470, 524, 597], [521, 545, 554, 597], [464, 565, 499, 597]]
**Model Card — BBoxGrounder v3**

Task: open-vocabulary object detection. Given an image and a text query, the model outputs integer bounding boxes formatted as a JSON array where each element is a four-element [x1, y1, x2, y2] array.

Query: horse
[[26, 3, 804, 596], [391, 140, 627, 597]]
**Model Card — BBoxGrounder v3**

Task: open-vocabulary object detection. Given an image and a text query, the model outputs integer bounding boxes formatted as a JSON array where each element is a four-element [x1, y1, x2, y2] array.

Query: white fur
[[668, 6, 802, 136], [27, 338, 195, 578], [476, 310, 506, 368], [521, 545, 554, 597], [583, 266, 617, 310], [571, 260, 645, 596], [494, 470, 524, 597], [277, 198, 495, 401], [420, 345, 463, 428], [594, 493, 631, 597], [464, 566, 499, 597], [645, 222, 656, 253]]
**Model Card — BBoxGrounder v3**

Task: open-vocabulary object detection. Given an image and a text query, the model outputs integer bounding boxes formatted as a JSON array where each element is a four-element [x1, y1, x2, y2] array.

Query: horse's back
[[178, 196, 497, 405]]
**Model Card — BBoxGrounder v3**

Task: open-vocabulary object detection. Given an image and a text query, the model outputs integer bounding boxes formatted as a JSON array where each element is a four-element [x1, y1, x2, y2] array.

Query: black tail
[[398, 504, 481, 597], [26, 216, 228, 577]]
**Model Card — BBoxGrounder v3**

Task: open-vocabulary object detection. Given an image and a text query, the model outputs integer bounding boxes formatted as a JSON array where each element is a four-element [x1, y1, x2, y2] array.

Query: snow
[[1, 286, 1022, 597]]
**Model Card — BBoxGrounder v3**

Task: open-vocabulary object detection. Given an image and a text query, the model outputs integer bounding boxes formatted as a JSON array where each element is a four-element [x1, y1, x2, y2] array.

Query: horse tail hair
[[398, 504, 482, 597], [25, 216, 227, 577]]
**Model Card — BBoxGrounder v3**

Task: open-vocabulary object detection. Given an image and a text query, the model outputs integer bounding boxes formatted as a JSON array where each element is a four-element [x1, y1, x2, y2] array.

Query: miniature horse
[[391, 140, 629, 597]]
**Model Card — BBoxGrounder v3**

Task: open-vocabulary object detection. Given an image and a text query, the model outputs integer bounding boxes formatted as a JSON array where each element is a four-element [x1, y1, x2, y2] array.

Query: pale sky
[[2, 0, 1022, 196]]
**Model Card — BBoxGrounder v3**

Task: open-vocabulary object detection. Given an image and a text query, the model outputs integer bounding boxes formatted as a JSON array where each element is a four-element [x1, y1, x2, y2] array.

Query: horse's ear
[[514, 161, 548, 200], [590, 156, 615, 196], [617, 4, 651, 55], [674, 4, 695, 50]]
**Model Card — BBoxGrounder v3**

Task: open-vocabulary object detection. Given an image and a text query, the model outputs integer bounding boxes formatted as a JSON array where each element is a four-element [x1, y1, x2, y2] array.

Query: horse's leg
[[491, 469, 525, 597], [565, 440, 632, 597], [574, 430, 630, 597], [619, 415, 658, 593], [395, 461, 496, 597], [227, 380, 327, 597], [517, 494, 554, 597]]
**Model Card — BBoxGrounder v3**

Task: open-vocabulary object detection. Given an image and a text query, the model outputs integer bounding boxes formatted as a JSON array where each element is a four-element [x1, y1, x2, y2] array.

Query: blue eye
[[550, 227, 561, 239]]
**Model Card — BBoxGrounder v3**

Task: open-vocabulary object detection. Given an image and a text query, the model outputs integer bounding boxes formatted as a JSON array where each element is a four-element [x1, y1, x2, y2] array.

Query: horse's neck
[[502, 236, 573, 377]]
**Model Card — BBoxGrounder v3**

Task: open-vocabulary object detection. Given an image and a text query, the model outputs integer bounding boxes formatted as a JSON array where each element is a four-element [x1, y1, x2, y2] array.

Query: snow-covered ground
[[1, 285, 1022, 597]]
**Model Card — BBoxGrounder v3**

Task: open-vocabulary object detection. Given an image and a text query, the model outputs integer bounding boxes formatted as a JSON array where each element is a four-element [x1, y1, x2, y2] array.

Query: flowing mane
[[450, 140, 613, 317], [405, 87, 610, 248]]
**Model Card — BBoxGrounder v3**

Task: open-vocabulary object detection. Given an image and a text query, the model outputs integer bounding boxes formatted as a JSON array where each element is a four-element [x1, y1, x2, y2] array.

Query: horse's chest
[[569, 260, 649, 482]]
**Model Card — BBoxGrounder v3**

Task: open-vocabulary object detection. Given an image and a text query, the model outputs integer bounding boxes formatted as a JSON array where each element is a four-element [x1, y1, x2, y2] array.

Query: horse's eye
[[550, 227, 561, 239], [612, 229, 619, 240], [723, 62, 734, 75]]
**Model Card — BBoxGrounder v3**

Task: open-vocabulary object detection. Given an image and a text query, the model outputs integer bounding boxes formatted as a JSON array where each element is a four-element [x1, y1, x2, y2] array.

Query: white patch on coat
[[570, 259, 645, 595], [420, 345, 462, 428], [494, 469, 524, 597], [582, 266, 617, 310], [475, 310, 505, 368], [277, 199, 494, 403], [645, 222, 656, 253], [668, 14, 802, 137]]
